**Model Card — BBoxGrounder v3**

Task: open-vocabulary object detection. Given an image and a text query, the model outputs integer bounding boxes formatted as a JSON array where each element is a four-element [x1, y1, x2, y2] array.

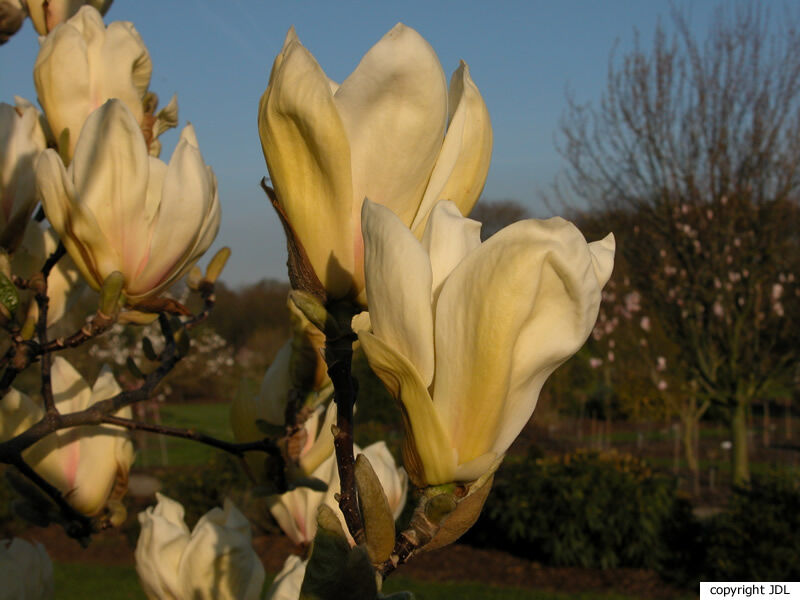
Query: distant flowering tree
[[556, 4, 800, 485]]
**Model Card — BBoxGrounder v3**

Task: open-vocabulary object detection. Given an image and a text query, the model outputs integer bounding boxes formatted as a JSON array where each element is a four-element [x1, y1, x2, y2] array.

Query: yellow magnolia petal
[[362, 200, 434, 386], [493, 227, 615, 455], [258, 30, 354, 298], [434, 218, 614, 464], [334, 23, 448, 228], [412, 61, 492, 236], [358, 331, 455, 486]]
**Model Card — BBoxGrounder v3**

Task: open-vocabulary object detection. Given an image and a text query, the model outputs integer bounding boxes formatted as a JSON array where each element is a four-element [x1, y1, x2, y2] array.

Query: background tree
[[556, 3, 800, 485]]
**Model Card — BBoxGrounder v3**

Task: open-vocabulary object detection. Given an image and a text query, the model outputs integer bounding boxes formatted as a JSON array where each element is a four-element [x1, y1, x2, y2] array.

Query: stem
[[100, 415, 278, 457], [324, 310, 364, 545], [10, 455, 94, 540]]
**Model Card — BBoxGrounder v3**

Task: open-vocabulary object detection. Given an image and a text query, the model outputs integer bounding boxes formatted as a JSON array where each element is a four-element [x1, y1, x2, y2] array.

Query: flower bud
[[258, 24, 491, 303], [25, 0, 112, 35], [33, 6, 150, 161], [268, 441, 406, 547], [267, 555, 306, 600], [0, 357, 134, 516], [135, 494, 265, 600]]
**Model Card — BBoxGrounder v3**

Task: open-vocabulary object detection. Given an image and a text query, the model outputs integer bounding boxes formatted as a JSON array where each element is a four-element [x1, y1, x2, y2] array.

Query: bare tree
[[556, 4, 800, 485]]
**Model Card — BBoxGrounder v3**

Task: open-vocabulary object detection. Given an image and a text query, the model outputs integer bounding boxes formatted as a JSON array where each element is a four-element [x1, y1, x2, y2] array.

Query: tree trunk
[[681, 415, 700, 493], [730, 400, 750, 486]]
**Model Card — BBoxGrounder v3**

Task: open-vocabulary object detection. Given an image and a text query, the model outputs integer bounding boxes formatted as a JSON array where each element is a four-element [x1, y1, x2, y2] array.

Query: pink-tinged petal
[[362, 200, 434, 386], [412, 61, 492, 236], [334, 23, 448, 229], [70, 100, 150, 284], [258, 28, 354, 298]]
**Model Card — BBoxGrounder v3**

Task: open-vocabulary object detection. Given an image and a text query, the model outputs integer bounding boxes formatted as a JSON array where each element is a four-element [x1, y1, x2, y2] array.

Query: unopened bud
[[186, 266, 203, 290], [204, 246, 231, 283]]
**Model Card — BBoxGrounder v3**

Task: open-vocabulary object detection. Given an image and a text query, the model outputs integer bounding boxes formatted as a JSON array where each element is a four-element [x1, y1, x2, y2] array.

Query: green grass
[[52, 563, 685, 600], [134, 402, 233, 466]]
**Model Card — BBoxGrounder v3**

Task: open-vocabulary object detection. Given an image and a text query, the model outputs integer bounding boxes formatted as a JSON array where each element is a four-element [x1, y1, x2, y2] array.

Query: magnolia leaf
[[355, 453, 396, 563], [0, 272, 19, 316], [300, 505, 379, 600]]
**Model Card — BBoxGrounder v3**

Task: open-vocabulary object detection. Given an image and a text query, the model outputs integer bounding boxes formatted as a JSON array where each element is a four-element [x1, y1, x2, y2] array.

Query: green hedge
[[468, 449, 696, 572], [703, 473, 800, 580]]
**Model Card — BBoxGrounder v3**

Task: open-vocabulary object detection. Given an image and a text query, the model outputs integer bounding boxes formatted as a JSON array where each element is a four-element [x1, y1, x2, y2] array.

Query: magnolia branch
[[324, 315, 366, 546]]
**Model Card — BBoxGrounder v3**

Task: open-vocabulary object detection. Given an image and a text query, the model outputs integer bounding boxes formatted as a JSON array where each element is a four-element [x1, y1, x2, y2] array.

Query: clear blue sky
[[1, 0, 725, 287]]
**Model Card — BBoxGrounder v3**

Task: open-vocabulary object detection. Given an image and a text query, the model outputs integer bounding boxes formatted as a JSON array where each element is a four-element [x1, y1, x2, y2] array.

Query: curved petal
[[258, 29, 354, 298], [37, 148, 103, 289], [362, 200, 435, 386], [133, 126, 214, 297], [434, 218, 613, 464], [358, 331, 455, 486], [493, 223, 614, 455], [136, 493, 191, 599], [412, 61, 492, 236], [334, 23, 448, 228], [71, 100, 151, 285], [421, 200, 481, 303], [178, 500, 264, 600], [34, 13, 92, 158]]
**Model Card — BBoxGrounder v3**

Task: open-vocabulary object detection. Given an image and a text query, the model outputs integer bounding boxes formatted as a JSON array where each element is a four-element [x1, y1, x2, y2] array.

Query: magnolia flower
[[0, 538, 54, 599], [258, 24, 492, 301], [25, 0, 112, 35], [267, 555, 306, 600], [358, 200, 614, 486], [0, 98, 47, 248], [0, 357, 133, 515], [269, 441, 407, 546], [33, 5, 150, 160], [36, 99, 220, 302], [136, 494, 265, 600]]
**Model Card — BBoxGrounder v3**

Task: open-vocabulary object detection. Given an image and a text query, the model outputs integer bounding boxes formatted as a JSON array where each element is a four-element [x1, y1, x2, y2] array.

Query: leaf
[[0, 272, 19, 316], [355, 453, 396, 563]]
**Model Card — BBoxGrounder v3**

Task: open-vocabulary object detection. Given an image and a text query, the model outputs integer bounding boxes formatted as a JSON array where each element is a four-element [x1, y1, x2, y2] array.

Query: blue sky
[[0, 0, 725, 286]]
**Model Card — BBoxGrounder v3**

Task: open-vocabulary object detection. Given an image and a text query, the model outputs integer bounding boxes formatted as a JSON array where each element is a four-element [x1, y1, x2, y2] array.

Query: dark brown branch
[[9, 455, 94, 540], [324, 310, 365, 546], [100, 414, 279, 457]]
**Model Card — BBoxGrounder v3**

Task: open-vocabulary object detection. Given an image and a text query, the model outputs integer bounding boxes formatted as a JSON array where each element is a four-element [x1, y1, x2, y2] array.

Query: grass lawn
[[134, 402, 233, 466], [52, 563, 673, 600]]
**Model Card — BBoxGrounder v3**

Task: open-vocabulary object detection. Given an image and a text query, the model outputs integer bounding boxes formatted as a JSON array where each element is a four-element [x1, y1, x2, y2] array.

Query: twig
[[100, 415, 279, 457], [324, 311, 365, 545]]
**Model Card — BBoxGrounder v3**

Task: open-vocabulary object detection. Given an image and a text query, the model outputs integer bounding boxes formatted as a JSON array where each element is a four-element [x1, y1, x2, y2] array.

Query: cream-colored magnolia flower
[[0, 357, 133, 515], [258, 24, 492, 301], [0, 538, 54, 600], [26, 0, 112, 35], [266, 554, 306, 600], [33, 5, 150, 160], [0, 98, 47, 248], [135, 494, 265, 600], [358, 200, 615, 486], [36, 99, 220, 302], [269, 441, 407, 546]]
